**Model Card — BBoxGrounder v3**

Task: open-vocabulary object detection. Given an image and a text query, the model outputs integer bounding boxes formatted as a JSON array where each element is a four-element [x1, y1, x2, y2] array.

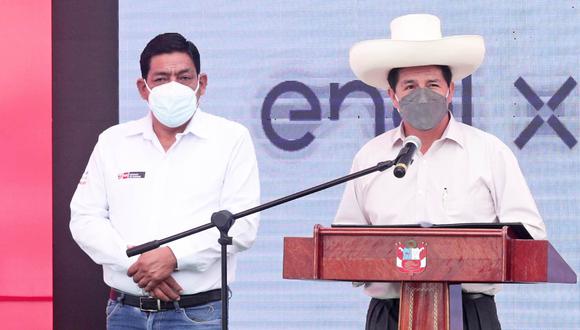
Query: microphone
[[393, 135, 422, 178]]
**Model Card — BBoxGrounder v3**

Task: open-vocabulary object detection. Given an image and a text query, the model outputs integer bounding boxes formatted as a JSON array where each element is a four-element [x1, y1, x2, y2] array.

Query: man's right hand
[[148, 275, 183, 302]]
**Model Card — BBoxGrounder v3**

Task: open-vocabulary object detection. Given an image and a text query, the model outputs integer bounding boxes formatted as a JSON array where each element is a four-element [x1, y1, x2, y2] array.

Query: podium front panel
[[319, 228, 507, 282]]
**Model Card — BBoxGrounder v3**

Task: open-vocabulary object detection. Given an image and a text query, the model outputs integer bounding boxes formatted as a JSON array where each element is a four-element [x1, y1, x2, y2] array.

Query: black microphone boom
[[393, 135, 422, 178], [126, 138, 413, 330]]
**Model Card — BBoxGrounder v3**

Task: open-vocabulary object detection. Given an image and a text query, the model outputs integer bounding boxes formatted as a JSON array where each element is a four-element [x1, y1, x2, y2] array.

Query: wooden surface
[[398, 282, 449, 330], [283, 226, 577, 283], [283, 226, 576, 330], [320, 233, 504, 282], [283, 237, 314, 279]]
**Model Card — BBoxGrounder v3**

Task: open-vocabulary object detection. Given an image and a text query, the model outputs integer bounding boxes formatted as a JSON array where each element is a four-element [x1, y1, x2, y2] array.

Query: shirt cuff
[[165, 239, 195, 270]]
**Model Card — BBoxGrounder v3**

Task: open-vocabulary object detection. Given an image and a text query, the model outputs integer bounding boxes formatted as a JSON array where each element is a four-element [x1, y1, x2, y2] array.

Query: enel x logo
[[514, 77, 577, 149]]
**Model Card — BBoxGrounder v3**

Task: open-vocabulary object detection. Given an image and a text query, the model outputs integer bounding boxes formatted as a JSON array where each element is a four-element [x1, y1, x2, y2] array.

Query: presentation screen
[[119, 2, 579, 328]]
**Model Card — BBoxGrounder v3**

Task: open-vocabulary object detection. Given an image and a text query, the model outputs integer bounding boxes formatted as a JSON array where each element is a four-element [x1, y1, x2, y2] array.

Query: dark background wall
[[53, 1, 118, 328]]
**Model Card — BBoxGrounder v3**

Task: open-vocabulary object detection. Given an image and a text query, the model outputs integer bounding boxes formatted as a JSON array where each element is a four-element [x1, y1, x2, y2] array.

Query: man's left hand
[[127, 246, 177, 291]]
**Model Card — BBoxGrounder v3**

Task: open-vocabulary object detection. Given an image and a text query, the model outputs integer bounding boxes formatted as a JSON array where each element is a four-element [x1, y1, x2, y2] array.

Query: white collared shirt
[[333, 115, 546, 299], [70, 110, 260, 295]]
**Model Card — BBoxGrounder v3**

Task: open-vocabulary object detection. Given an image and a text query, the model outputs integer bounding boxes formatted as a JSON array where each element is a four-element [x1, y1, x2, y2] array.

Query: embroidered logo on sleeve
[[117, 171, 146, 180], [78, 170, 88, 185]]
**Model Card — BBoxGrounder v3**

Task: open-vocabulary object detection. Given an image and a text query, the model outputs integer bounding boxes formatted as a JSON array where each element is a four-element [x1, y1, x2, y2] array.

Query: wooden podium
[[283, 224, 577, 330]]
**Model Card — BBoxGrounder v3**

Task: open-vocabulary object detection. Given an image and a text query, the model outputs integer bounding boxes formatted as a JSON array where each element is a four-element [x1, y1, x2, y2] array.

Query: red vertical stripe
[[0, 0, 52, 328]]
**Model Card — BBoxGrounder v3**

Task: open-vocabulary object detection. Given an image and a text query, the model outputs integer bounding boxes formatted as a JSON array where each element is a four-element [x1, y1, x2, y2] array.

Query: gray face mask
[[396, 88, 449, 131]]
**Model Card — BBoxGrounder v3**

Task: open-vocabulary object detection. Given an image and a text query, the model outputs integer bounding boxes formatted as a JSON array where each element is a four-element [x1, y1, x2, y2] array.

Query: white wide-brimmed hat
[[349, 14, 485, 90]]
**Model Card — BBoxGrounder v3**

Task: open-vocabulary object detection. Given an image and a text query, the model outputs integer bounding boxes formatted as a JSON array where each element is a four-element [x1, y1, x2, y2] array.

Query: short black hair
[[139, 33, 200, 79], [387, 65, 452, 91]]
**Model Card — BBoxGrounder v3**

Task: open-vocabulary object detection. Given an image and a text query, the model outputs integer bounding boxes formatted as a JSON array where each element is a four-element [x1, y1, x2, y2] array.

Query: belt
[[375, 293, 492, 302], [462, 292, 491, 300], [110, 288, 222, 312]]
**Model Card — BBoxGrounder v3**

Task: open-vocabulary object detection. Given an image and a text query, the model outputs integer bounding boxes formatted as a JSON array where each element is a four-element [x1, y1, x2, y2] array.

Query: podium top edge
[[328, 222, 533, 239]]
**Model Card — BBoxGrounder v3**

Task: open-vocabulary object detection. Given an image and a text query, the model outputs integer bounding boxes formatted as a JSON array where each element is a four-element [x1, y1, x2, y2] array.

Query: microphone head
[[403, 135, 422, 150], [393, 135, 422, 178]]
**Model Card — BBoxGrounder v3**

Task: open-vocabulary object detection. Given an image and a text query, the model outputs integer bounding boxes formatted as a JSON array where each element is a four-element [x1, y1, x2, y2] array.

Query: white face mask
[[145, 79, 201, 128]]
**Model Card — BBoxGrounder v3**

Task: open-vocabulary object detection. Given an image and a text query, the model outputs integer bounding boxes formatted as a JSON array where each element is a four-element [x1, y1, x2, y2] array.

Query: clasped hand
[[127, 246, 183, 302]]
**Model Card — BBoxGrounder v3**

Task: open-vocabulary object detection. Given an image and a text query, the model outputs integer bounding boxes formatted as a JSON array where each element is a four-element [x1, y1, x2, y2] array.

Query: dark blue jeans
[[106, 298, 221, 329]]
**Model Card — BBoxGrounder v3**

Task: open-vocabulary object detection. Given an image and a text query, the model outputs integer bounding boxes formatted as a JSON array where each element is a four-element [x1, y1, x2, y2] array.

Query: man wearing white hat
[[334, 14, 547, 330]]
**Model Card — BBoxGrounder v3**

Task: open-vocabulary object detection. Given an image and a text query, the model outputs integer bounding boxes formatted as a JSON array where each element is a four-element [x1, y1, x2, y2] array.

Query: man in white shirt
[[70, 33, 260, 329], [334, 14, 546, 330]]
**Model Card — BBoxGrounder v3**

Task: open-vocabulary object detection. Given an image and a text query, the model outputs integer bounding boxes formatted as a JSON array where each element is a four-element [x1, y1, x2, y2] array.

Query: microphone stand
[[126, 159, 397, 330]]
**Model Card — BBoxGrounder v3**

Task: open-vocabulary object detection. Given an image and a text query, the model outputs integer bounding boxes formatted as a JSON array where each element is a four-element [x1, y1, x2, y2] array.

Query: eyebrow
[[401, 78, 443, 85], [151, 68, 193, 76]]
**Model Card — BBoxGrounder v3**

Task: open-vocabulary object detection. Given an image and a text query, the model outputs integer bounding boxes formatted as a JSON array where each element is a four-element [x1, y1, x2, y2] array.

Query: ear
[[136, 78, 149, 101], [197, 73, 208, 97], [387, 87, 400, 110]]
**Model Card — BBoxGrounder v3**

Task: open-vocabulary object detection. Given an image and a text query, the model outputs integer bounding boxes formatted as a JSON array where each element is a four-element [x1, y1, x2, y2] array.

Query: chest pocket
[[107, 169, 150, 213], [438, 176, 494, 223], [166, 152, 228, 210]]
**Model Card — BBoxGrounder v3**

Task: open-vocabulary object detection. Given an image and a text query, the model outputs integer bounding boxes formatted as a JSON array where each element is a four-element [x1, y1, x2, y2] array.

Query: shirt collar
[[124, 109, 211, 140], [181, 109, 211, 139], [391, 123, 406, 147], [123, 113, 154, 140], [442, 113, 465, 149], [389, 112, 465, 149]]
